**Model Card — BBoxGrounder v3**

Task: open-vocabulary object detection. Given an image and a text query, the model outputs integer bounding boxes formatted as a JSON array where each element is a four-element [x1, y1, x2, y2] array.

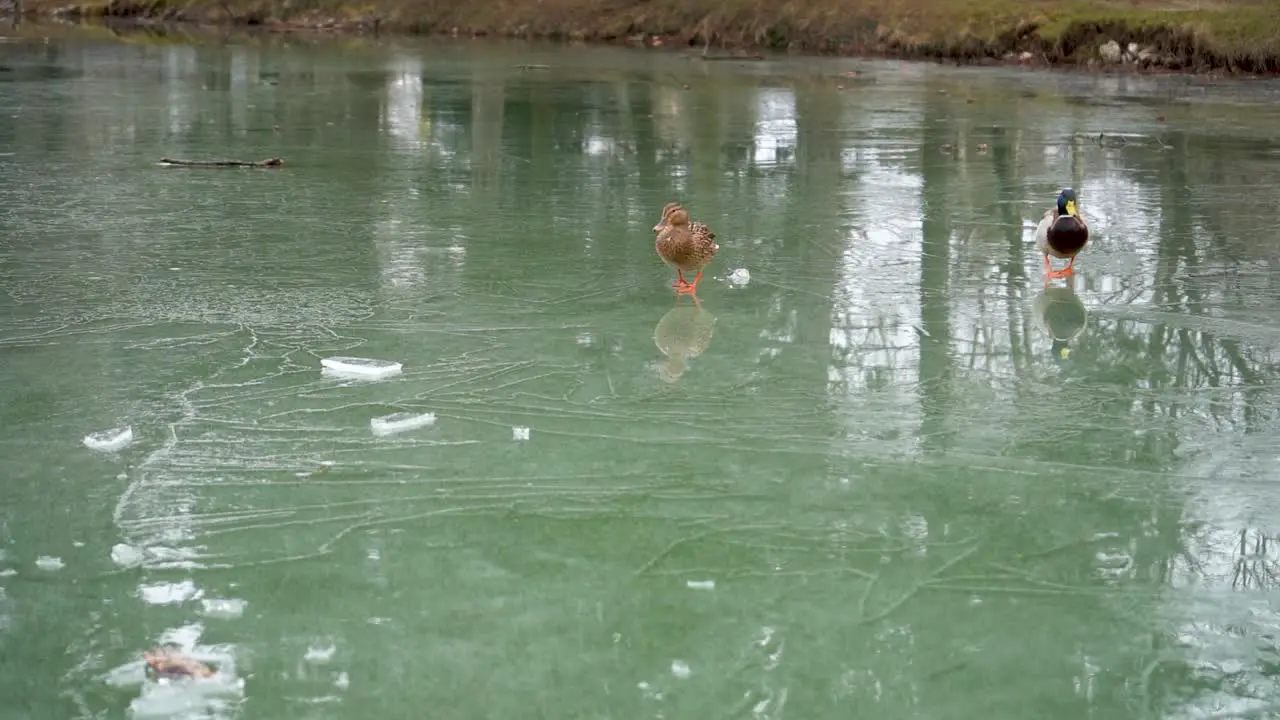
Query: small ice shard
[[304, 644, 336, 664], [686, 579, 716, 591], [35, 556, 64, 571], [334, 671, 350, 690], [139, 579, 202, 605], [728, 268, 751, 287], [111, 543, 145, 568], [671, 660, 691, 679], [0, 569, 15, 578], [512, 426, 530, 441], [370, 411, 435, 437], [84, 426, 134, 452], [200, 598, 247, 619], [320, 356, 403, 380]]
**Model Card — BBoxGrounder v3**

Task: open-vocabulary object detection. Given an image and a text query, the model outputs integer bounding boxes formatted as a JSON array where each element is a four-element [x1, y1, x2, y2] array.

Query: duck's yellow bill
[[1065, 200, 1078, 217], [1059, 347, 1071, 360]]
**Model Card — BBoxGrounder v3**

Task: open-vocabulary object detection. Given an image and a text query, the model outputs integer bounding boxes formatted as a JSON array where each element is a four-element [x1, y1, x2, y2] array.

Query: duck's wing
[[1034, 208, 1055, 254]]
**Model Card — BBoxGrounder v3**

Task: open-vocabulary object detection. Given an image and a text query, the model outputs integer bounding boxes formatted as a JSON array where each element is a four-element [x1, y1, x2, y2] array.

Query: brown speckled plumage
[[654, 202, 718, 293]]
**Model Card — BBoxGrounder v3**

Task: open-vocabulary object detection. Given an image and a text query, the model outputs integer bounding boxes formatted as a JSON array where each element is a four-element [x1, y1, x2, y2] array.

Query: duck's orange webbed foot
[[675, 271, 703, 295], [1044, 256, 1075, 279]]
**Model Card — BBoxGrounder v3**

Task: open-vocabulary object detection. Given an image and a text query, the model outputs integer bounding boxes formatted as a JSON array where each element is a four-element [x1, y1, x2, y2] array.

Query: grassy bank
[[17, 0, 1280, 73]]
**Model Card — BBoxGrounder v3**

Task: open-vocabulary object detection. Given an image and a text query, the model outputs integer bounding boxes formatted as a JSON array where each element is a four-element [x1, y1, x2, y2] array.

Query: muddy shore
[[10, 0, 1280, 75]]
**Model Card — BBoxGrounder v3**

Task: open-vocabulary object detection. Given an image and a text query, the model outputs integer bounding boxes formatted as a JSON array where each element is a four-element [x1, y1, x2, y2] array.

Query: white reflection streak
[[827, 149, 923, 393], [384, 55, 424, 149], [165, 47, 197, 136], [372, 56, 431, 295], [373, 218, 428, 293], [753, 89, 797, 167], [229, 47, 249, 133], [652, 85, 686, 154], [826, 114, 923, 457]]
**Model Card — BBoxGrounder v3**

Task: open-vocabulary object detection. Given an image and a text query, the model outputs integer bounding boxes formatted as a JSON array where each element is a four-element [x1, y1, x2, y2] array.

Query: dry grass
[[22, 0, 1280, 72]]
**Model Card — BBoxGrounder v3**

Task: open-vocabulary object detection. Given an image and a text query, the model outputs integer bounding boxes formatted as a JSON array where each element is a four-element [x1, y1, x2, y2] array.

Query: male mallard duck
[[1035, 188, 1089, 279], [143, 646, 216, 680], [654, 202, 718, 294]]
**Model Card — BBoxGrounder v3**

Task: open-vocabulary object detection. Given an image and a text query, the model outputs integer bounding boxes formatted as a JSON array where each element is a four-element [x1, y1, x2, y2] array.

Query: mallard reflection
[[1033, 284, 1088, 363], [653, 296, 716, 383]]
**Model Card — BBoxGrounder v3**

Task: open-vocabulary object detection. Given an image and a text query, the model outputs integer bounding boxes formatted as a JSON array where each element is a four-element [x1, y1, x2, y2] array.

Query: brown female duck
[[653, 202, 718, 294]]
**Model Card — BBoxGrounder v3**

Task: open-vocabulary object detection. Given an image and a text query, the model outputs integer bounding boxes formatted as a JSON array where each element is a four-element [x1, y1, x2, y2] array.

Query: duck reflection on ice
[[653, 294, 716, 384], [1033, 282, 1088, 363]]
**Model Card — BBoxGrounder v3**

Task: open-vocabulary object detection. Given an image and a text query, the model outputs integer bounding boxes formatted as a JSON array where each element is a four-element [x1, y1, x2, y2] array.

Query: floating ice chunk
[[0, 569, 15, 578], [304, 644, 337, 664], [727, 268, 751, 287], [200, 598, 247, 619], [686, 579, 716, 591], [334, 671, 350, 690], [84, 426, 134, 452], [671, 660, 691, 679], [320, 356, 403, 380], [35, 556, 64, 571], [512, 426, 530, 441], [370, 411, 435, 437], [139, 579, 202, 605]]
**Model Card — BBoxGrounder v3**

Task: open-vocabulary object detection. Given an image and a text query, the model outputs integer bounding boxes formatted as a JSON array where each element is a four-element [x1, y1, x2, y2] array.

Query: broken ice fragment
[[320, 356, 403, 380], [84, 426, 134, 452], [370, 411, 436, 437], [35, 556, 64, 571]]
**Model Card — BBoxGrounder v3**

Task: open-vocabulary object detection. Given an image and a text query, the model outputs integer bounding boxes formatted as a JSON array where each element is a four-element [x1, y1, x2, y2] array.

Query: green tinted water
[[4, 27, 1280, 719]]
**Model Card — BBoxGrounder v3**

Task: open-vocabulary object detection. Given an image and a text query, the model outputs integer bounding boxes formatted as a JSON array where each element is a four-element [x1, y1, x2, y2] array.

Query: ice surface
[[200, 598, 247, 620], [370, 411, 436, 437], [83, 426, 134, 452], [686, 579, 716, 590], [728, 268, 751, 287], [319, 356, 403, 380], [512, 426, 531, 441], [304, 643, 337, 664], [139, 579, 202, 605], [111, 543, 146, 568], [35, 556, 64, 571]]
